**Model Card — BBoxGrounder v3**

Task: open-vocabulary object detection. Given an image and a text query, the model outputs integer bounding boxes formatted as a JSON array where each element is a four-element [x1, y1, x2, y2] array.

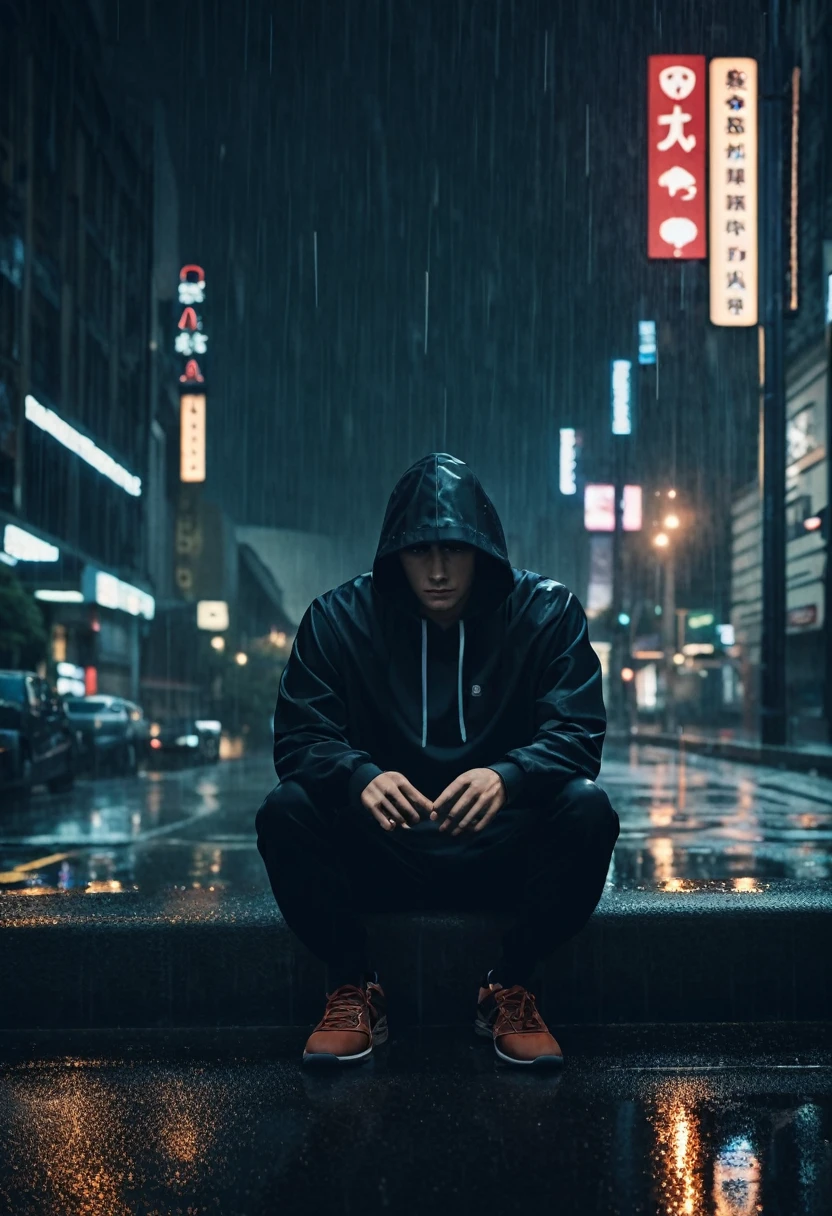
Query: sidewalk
[[610, 727, 832, 775]]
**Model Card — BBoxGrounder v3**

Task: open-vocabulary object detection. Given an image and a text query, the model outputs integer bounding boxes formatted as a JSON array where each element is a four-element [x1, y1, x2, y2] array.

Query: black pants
[[255, 777, 620, 989]]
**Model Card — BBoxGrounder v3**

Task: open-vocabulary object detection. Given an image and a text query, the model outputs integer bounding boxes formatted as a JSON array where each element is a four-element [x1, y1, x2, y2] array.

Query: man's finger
[[399, 779, 433, 818], [439, 787, 478, 830], [433, 776, 467, 815], [472, 803, 500, 832], [370, 806, 396, 830], [376, 796, 408, 828], [388, 786, 422, 824], [451, 793, 490, 835]]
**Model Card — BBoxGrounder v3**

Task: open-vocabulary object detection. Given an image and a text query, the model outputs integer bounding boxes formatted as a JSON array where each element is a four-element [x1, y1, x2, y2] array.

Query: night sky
[[105, 0, 764, 600]]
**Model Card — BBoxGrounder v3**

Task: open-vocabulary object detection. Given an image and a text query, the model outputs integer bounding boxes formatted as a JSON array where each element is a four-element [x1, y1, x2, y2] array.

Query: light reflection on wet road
[[0, 1030, 829, 1216], [0, 745, 830, 894]]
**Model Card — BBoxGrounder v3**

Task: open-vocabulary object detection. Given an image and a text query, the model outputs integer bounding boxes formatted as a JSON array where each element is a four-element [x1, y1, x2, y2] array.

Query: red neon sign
[[180, 359, 205, 384], [178, 307, 199, 331], [648, 56, 706, 259], [179, 264, 206, 282]]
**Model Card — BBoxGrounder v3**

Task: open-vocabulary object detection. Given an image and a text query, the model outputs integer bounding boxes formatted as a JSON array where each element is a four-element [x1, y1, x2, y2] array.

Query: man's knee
[[255, 781, 316, 842], [557, 777, 620, 843]]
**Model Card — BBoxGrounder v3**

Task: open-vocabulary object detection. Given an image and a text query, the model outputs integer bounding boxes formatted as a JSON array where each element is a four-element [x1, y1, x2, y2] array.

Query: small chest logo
[[471, 684, 482, 696]]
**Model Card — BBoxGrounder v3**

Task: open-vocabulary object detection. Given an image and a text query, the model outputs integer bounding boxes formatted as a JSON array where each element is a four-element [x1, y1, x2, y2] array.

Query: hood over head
[[372, 453, 513, 613]]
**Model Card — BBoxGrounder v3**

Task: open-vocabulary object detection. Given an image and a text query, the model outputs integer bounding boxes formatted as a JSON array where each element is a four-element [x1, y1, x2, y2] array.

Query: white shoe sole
[[474, 1017, 564, 1067], [302, 1016, 388, 1066]]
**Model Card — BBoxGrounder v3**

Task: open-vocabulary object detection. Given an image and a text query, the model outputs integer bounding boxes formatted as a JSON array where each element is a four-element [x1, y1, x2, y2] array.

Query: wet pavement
[[0, 744, 830, 895], [0, 1025, 829, 1215]]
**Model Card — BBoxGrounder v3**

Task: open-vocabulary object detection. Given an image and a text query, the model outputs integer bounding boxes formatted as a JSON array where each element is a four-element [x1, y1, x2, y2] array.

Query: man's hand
[[361, 771, 433, 831], [431, 768, 506, 836]]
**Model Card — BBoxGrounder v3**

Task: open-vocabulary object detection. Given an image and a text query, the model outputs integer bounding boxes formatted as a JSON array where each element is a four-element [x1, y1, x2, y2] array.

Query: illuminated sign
[[709, 59, 758, 326], [82, 567, 155, 620], [622, 484, 643, 532], [559, 428, 577, 495], [648, 56, 707, 259], [25, 395, 141, 496], [638, 321, 657, 364], [3, 524, 58, 562], [197, 600, 229, 631], [35, 589, 84, 603], [611, 360, 632, 435], [585, 484, 642, 532], [176, 266, 208, 386], [180, 393, 206, 483], [585, 485, 616, 532]]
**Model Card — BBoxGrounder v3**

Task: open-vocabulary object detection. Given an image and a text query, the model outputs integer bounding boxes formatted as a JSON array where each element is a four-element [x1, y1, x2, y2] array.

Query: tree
[[0, 565, 48, 670]]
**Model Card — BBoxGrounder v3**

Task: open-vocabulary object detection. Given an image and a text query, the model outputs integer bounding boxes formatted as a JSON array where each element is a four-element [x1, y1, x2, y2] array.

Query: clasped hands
[[360, 768, 506, 837]]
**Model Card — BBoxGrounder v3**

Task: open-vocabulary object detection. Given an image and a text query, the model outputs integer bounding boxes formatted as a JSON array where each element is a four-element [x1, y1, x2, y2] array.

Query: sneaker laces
[[319, 985, 368, 1031], [494, 986, 545, 1032]]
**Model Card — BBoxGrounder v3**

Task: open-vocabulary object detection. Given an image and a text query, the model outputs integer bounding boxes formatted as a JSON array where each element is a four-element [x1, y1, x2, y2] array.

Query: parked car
[[148, 716, 222, 765], [64, 695, 146, 774], [0, 670, 75, 799]]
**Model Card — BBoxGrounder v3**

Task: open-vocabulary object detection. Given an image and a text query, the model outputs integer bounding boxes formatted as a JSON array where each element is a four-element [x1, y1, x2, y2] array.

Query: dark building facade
[[0, 0, 155, 698]]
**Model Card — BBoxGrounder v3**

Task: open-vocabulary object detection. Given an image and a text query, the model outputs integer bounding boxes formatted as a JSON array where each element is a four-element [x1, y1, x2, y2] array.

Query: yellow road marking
[[0, 852, 72, 884]]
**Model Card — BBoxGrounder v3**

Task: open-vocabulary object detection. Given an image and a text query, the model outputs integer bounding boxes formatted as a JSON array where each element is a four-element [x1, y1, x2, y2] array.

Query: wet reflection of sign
[[709, 58, 758, 326], [648, 56, 706, 259], [180, 393, 206, 483]]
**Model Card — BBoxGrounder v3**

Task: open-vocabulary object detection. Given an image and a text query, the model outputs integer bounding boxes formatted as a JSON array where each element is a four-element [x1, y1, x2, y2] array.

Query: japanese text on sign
[[709, 59, 758, 326], [648, 56, 707, 259]]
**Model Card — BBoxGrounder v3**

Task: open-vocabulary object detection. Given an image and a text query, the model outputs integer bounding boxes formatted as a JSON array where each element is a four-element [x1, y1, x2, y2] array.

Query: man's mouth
[[425, 590, 453, 597]]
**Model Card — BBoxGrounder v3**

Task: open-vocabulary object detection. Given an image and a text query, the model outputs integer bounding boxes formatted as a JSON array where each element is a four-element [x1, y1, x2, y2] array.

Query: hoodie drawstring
[[420, 618, 467, 748]]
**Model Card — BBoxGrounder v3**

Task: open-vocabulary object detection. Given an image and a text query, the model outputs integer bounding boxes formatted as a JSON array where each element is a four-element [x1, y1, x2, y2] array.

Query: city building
[[0, 0, 156, 698], [730, 0, 832, 743]]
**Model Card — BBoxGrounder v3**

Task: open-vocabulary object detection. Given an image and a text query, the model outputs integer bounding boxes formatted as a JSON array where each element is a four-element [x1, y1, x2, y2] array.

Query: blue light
[[559, 427, 577, 494], [611, 360, 632, 435], [638, 320, 657, 365], [618, 612, 631, 626]]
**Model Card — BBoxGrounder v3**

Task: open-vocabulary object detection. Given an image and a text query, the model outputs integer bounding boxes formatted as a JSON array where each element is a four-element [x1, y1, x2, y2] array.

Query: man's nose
[[427, 551, 447, 580]]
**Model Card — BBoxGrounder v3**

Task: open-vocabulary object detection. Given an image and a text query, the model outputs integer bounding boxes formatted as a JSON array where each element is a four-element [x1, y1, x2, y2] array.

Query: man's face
[[399, 543, 475, 622]]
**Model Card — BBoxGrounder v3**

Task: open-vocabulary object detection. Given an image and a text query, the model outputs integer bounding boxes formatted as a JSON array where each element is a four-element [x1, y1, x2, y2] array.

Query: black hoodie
[[273, 453, 606, 809]]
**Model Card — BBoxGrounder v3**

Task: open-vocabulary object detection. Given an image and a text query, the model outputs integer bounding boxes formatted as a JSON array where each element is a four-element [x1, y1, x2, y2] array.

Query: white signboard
[[709, 58, 759, 326]]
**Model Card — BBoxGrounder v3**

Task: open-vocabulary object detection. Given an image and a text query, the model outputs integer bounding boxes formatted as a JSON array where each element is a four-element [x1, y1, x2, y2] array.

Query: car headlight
[[175, 734, 200, 747]]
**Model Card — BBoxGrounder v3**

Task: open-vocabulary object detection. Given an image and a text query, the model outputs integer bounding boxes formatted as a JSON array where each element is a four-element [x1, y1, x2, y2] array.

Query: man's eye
[[408, 545, 429, 556]]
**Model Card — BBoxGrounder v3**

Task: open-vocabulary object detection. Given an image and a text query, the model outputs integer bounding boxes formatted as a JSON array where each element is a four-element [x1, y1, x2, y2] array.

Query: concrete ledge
[[1, 882, 829, 1030], [612, 730, 832, 775]]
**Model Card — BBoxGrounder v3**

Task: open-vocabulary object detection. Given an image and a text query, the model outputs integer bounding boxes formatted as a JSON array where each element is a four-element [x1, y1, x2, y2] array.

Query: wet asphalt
[[1, 743, 830, 893], [1, 748, 830, 1214], [0, 1025, 830, 1215]]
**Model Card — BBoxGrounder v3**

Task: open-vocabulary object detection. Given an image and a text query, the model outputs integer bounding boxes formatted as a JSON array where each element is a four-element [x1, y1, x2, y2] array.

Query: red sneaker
[[302, 978, 388, 1066], [475, 978, 563, 1067]]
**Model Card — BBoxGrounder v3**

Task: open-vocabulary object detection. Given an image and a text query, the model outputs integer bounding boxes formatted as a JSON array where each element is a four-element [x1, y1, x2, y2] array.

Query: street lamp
[[654, 531, 670, 548], [664, 513, 680, 530], [235, 651, 248, 666]]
